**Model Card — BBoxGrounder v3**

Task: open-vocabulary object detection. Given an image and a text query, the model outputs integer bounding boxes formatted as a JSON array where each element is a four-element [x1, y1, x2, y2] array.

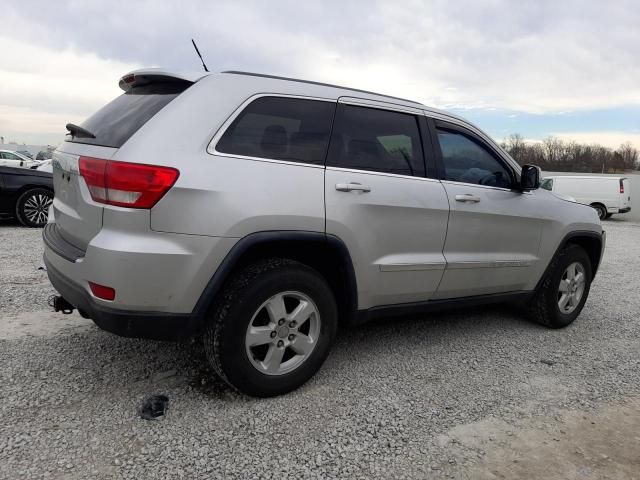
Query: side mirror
[[521, 164, 541, 191]]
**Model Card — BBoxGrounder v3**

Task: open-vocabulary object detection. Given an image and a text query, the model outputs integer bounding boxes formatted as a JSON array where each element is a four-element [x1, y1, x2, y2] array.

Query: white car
[[36, 159, 53, 173], [541, 175, 631, 219], [0, 150, 41, 169]]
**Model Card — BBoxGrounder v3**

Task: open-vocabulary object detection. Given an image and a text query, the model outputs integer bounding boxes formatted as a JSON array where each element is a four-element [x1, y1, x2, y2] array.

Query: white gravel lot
[[1, 217, 639, 479]]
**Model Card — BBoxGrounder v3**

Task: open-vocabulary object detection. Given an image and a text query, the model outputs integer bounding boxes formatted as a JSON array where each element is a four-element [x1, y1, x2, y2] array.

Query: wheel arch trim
[[191, 231, 359, 326], [535, 230, 605, 291]]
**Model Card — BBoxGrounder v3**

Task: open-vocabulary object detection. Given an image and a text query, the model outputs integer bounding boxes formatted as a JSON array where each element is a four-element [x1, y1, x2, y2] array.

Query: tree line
[[500, 134, 639, 172]]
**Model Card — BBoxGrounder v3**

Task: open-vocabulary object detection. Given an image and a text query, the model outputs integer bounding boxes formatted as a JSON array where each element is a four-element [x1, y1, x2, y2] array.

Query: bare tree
[[503, 133, 526, 163], [500, 133, 638, 173], [618, 142, 639, 170]]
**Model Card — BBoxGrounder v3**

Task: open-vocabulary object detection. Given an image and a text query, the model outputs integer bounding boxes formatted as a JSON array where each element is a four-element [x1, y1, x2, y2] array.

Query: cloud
[[1, 0, 639, 145], [0, 35, 138, 144], [551, 131, 640, 150]]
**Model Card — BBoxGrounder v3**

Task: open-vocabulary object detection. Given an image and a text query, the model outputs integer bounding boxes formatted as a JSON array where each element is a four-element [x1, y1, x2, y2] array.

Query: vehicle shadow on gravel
[[51, 303, 536, 402], [0, 218, 24, 227]]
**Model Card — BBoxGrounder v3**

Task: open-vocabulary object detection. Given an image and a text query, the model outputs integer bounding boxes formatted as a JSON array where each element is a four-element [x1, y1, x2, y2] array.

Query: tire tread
[[203, 258, 298, 391], [528, 243, 591, 328]]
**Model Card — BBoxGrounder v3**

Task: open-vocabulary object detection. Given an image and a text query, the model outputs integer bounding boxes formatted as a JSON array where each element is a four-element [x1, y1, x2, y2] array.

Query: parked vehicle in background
[[16, 150, 34, 159], [36, 150, 54, 161], [541, 175, 631, 219], [36, 159, 53, 173], [0, 165, 54, 227], [44, 68, 605, 397], [0, 150, 41, 169]]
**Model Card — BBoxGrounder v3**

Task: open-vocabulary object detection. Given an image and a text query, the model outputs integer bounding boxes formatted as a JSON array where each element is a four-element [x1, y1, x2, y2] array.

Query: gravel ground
[[1, 218, 639, 479], [0, 220, 55, 315]]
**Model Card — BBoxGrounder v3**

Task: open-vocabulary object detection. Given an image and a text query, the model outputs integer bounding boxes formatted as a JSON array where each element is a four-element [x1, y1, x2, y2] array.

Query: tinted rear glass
[[67, 81, 190, 148], [326, 104, 426, 176], [216, 97, 335, 165]]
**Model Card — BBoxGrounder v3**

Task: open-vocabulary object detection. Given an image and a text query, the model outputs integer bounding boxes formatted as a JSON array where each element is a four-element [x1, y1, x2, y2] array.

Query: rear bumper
[[618, 207, 631, 214], [42, 219, 237, 340], [44, 255, 203, 340]]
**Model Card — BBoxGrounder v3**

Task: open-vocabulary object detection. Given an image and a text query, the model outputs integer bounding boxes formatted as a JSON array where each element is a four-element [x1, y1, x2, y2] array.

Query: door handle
[[335, 182, 371, 193], [455, 194, 481, 203]]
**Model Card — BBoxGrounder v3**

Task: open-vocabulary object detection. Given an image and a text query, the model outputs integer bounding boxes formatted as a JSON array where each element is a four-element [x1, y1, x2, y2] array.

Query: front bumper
[[44, 255, 204, 340]]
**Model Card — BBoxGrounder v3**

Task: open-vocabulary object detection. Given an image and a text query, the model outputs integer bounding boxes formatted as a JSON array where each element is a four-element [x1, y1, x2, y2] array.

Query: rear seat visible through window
[[216, 96, 335, 165]]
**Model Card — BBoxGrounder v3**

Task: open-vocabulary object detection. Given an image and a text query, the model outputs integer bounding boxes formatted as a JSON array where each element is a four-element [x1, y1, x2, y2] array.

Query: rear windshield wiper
[[65, 123, 96, 139]]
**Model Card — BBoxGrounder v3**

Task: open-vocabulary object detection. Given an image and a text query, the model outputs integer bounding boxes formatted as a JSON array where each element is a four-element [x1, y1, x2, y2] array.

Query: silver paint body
[[44, 70, 602, 314]]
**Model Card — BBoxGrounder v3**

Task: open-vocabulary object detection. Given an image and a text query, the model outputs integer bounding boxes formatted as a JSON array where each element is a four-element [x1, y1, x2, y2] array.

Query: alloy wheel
[[557, 261, 586, 314], [23, 193, 52, 226], [245, 291, 321, 376]]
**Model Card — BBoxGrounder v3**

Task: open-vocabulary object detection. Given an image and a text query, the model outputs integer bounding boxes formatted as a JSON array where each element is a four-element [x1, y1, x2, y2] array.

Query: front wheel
[[16, 188, 53, 227], [528, 244, 592, 328], [203, 258, 338, 397]]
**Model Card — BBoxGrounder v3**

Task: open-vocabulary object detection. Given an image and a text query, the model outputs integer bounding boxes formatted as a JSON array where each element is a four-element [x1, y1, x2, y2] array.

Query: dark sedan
[[0, 166, 54, 227]]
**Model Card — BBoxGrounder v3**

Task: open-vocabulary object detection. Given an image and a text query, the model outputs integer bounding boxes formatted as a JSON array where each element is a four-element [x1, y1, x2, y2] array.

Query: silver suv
[[44, 69, 605, 397]]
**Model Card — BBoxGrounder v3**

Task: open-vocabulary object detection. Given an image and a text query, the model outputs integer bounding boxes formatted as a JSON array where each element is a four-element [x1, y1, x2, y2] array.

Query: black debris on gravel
[[139, 394, 169, 420]]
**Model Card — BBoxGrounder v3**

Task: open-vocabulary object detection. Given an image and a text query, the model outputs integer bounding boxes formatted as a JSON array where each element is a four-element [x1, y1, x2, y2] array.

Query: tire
[[203, 258, 338, 397], [604, 213, 613, 219], [590, 203, 607, 220], [15, 188, 53, 227], [527, 244, 592, 328]]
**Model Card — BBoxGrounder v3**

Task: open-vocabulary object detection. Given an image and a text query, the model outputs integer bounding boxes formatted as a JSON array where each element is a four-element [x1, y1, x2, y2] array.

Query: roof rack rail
[[221, 70, 423, 106]]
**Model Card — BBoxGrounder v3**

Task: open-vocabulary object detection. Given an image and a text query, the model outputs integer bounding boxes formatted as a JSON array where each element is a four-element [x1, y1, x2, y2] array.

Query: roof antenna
[[191, 39, 209, 72]]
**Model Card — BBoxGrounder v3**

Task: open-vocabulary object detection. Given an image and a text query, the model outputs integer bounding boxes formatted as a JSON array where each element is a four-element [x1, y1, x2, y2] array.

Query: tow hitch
[[51, 295, 75, 315]]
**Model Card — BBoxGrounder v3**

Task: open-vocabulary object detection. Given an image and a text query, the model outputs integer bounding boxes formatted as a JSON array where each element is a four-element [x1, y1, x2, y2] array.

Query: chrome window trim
[[326, 166, 441, 183], [337, 96, 424, 116], [206, 93, 336, 169], [441, 179, 516, 193]]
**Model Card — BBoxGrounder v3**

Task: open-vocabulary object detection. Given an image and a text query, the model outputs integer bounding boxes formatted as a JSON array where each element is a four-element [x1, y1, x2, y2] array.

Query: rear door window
[[67, 81, 191, 148], [326, 104, 426, 177], [216, 97, 335, 165]]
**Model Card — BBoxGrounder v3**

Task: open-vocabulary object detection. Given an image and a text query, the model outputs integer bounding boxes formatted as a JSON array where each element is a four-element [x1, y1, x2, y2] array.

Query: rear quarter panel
[[115, 74, 334, 238]]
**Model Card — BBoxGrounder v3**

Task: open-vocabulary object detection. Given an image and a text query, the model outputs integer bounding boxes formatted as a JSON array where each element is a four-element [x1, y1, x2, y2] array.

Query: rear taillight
[[78, 157, 179, 208], [620, 179, 625, 194]]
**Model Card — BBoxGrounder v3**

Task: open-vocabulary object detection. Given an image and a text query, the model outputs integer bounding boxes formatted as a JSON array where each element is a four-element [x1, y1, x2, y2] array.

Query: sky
[[1, 0, 639, 150]]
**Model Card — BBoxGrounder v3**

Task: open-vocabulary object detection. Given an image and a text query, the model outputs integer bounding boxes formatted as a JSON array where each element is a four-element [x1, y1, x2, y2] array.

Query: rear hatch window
[[67, 81, 191, 148]]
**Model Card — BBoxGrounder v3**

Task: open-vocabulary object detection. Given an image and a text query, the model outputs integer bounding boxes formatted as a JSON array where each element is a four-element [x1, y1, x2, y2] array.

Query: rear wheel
[[528, 244, 592, 328], [590, 203, 607, 220], [203, 258, 337, 397], [604, 213, 613, 219], [16, 188, 53, 227]]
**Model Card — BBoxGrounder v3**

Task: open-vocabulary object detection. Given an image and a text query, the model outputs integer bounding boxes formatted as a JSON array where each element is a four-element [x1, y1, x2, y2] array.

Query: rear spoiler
[[118, 68, 209, 92]]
